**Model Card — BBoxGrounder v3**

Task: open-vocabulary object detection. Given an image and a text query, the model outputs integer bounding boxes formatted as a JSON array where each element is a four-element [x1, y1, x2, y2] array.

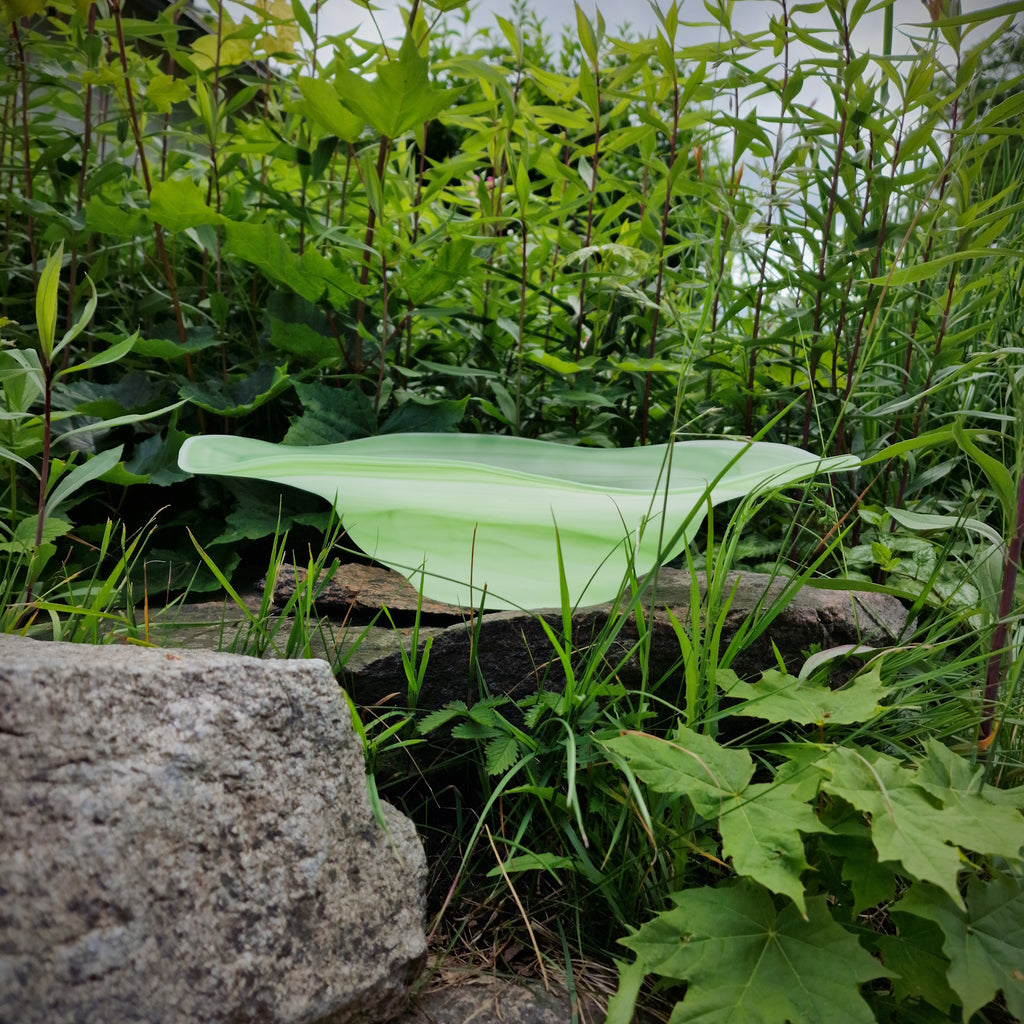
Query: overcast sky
[[304, 0, 961, 59]]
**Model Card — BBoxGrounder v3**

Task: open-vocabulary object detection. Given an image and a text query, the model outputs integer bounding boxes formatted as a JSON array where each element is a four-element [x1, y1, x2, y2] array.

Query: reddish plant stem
[[13, 21, 38, 284], [979, 469, 1024, 750], [109, 0, 193, 378], [352, 136, 391, 374]]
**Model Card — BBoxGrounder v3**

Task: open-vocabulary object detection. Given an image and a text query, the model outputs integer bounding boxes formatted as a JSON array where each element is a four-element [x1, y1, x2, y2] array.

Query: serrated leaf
[[622, 880, 889, 1024], [721, 664, 889, 726], [295, 76, 364, 142], [333, 32, 453, 139], [380, 395, 467, 435], [820, 813, 899, 913], [180, 364, 291, 417], [823, 745, 965, 906], [602, 726, 754, 819], [416, 701, 467, 735], [485, 733, 520, 776], [719, 781, 830, 917], [284, 382, 377, 446], [894, 876, 1024, 1021], [880, 906, 957, 1013], [149, 179, 224, 231]]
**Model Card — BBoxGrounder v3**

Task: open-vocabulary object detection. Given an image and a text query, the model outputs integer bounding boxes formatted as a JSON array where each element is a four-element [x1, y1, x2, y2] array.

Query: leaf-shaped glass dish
[[178, 433, 856, 610]]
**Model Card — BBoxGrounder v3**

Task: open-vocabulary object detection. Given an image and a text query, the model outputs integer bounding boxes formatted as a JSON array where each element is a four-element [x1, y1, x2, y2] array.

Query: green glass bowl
[[178, 433, 856, 610]]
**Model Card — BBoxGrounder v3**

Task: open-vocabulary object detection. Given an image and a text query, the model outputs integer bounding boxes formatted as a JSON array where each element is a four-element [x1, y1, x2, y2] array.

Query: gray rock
[[0, 635, 426, 1024], [341, 568, 911, 712]]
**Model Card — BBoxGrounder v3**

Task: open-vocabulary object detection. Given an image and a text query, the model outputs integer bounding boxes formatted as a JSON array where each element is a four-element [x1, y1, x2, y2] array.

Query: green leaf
[[295, 76, 364, 142], [719, 779, 830, 916], [485, 733, 521, 776], [379, 395, 467, 434], [0, 515, 72, 553], [333, 32, 453, 139], [222, 219, 360, 306], [149, 179, 224, 232], [145, 72, 191, 114], [43, 445, 123, 519], [602, 725, 754, 819], [721, 664, 889, 726], [179, 364, 291, 417], [283, 382, 377, 445], [952, 420, 1016, 530], [879, 907, 957, 1013], [622, 880, 889, 1024], [55, 334, 136, 378], [486, 851, 576, 877], [36, 243, 63, 363], [822, 745, 1024, 906], [130, 335, 224, 361], [894, 876, 1024, 1021]]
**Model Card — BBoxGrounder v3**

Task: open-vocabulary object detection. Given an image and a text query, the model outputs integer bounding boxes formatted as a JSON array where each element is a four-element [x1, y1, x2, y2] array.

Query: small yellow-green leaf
[[35, 243, 64, 364]]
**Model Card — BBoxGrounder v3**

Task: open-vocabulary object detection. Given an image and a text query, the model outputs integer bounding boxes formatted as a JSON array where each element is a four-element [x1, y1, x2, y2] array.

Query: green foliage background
[[3, 0, 1024, 1019]]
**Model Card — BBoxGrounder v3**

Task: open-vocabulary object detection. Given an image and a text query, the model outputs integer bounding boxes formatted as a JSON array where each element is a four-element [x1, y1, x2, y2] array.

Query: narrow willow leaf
[[35, 243, 63, 364], [43, 445, 123, 520], [622, 881, 889, 1024]]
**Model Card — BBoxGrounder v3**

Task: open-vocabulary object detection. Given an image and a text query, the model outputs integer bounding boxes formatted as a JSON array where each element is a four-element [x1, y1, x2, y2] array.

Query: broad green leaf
[[880, 905, 958, 1013], [720, 664, 889, 726], [145, 73, 190, 114], [824, 746, 963, 904], [130, 335, 224, 361], [823, 745, 1024, 906], [379, 396, 467, 435], [222, 220, 360, 306], [621, 880, 889, 1024], [894, 876, 1024, 1021], [820, 812, 898, 913], [283, 382, 377, 446], [0, 515, 72, 553], [719, 780, 830, 916], [149, 179, 224, 232], [84, 196, 148, 238], [190, 33, 253, 70], [602, 726, 753, 818], [295, 76, 364, 142], [179, 364, 291, 417], [333, 32, 453, 139]]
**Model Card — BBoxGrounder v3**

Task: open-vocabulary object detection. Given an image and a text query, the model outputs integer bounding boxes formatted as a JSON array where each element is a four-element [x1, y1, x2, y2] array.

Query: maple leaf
[[602, 724, 754, 819], [719, 780, 830, 917], [894, 875, 1024, 1021], [720, 664, 888, 726], [621, 880, 890, 1024], [824, 745, 966, 906]]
